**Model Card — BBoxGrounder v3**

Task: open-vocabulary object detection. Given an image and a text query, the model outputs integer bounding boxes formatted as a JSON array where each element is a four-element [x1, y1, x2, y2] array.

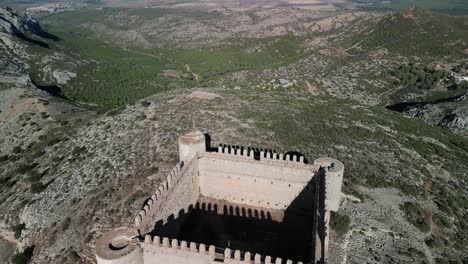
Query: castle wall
[[198, 151, 314, 210], [141, 236, 216, 264], [96, 247, 142, 264], [97, 131, 345, 264], [136, 159, 200, 234], [155, 160, 200, 223], [141, 235, 302, 264]]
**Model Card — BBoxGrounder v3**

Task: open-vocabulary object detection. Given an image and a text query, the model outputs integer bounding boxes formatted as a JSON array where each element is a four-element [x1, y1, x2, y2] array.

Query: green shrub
[[400, 201, 431, 233], [30, 182, 45, 193], [27, 170, 42, 182], [11, 246, 33, 264], [148, 166, 159, 174], [40, 112, 50, 119], [141, 100, 151, 107], [46, 137, 62, 147], [0, 175, 11, 185], [12, 223, 25, 239], [12, 252, 28, 264], [136, 113, 147, 121], [389, 63, 450, 90], [16, 163, 38, 174], [425, 236, 443, 248], [12, 146, 23, 154], [330, 211, 351, 236], [72, 146, 86, 156], [0, 155, 8, 162], [8, 155, 20, 162], [60, 217, 71, 232]]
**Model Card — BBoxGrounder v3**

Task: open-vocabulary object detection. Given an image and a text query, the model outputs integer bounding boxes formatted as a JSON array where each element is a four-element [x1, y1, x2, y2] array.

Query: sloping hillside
[[351, 0, 468, 14], [348, 8, 468, 57], [0, 6, 467, 264], [1, 87, 468, 263]]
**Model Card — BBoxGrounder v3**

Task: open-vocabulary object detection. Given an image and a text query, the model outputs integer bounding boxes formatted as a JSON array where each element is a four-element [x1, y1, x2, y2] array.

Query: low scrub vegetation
[[30, 182, 46, 194], [12, 223, 25, 239], [330, 211, 351, 236], [399, 201, 431, 233], [350, 9, 468, 57], [389, 63, 450, 90], [12, 246, 34, 264]]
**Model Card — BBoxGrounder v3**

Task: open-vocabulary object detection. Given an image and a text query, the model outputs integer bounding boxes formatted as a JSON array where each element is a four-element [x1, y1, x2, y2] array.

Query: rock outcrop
[[409, 93, 468, 136], [0, 7, 42, 37], [388, 92, 468, 137]]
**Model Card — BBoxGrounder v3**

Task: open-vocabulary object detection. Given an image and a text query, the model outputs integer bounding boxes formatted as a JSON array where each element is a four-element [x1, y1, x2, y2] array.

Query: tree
[[330, 212, 351, 236], [458, 80, 468, 89], [12, 223, 25, 239]]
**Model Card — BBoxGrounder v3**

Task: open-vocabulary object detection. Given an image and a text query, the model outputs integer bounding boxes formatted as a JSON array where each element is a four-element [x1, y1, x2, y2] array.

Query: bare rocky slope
[[389, 92, 468, 137], [0, 7, 42, 36], [0, 9, 94, 262]]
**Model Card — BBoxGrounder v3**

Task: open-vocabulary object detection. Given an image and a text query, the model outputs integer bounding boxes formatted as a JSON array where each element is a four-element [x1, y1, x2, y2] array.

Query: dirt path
[[342, 40, 363, 56], [0, 229, 17, 263], [422, 179, 435, 264]]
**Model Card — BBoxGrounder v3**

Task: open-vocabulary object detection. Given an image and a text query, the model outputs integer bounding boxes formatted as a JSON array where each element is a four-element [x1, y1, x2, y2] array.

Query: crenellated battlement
[[141, 234, 304, 264], [96, 130, 344, 264], [142, 235, 216, 258], [216, 145, 306, 164], [135, 159, 199, 234], [223, 248, 303, 264]]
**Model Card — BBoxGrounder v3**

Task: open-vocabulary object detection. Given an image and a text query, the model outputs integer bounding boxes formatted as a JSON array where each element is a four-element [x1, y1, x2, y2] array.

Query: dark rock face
[[0, 7, 43, 37], [439, 112, 467, 133], [386, 92, 468, 136]]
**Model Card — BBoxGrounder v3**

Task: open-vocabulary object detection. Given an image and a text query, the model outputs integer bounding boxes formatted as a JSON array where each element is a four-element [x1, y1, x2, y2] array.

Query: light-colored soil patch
[[187, 91, 221, 100], [0, 230, 17, 263], [0, 95, 48, 122], [185, 64, 199, 83], [306, 81, 320, 95], [0, 238, 16, 263]]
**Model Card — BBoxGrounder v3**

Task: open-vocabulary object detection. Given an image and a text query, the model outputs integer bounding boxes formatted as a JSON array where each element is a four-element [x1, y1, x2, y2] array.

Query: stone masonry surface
[[95, 130, 344, 264]]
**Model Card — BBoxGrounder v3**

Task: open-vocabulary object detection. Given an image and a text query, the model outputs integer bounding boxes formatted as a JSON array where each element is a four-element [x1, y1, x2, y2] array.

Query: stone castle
[[95, 130, 344, 264]]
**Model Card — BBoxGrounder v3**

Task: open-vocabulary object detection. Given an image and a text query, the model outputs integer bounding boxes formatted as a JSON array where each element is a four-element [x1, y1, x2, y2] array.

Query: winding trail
[[422, 179, 435, 264]]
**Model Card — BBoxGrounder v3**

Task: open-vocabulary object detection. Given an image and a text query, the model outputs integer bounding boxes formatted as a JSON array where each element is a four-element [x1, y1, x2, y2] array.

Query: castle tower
[[313, 158, 344, 212], [313, 158, 344, 263], [95, 227, 143, 264], [178, 129, 206, 162]]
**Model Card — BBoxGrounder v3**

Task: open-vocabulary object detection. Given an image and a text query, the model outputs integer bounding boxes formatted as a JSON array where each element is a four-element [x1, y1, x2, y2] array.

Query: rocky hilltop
[[0, 7, 83, 90], [0, 7, 42, 36]]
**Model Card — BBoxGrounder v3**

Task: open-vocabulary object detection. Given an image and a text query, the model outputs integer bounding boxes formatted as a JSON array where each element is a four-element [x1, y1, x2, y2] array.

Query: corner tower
[[95, 227, 142, 264], [313, 158, 344, 212], [178, 129, 206, 162]]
